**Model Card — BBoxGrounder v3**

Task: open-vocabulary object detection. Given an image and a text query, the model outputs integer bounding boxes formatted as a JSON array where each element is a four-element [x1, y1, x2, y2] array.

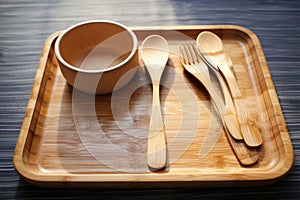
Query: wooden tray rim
[[13, 25, 294, 187]]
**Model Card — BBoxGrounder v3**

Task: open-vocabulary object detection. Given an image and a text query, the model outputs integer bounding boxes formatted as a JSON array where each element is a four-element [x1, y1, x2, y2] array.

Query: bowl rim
[[54, 20, 138, 73]]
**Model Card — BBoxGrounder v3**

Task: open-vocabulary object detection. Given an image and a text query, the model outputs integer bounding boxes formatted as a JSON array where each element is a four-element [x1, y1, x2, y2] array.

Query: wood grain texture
[[179, 43, 256, 164], [197, 31, 263, 147], [141, 35, 169, 170], [1, 0, 299, 199], [180, 43, 243, 141], [13, 26, 293, 187]]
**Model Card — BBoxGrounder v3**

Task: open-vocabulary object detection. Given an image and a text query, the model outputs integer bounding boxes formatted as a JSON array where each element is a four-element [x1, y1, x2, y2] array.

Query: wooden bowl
[[54, 20, 139, 94]]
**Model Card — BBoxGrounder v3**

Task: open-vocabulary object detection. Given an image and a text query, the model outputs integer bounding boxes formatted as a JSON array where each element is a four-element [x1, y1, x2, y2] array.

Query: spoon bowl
[[141, 36, 169, 68], [197, 32, 223, 53]]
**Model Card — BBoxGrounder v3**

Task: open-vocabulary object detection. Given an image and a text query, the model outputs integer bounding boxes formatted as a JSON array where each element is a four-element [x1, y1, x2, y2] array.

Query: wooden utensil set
[[14, 27, 293, 187], [143, 32, 262, 170]]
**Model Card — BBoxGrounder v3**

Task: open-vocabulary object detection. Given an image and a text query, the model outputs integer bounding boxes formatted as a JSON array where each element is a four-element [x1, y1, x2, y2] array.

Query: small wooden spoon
[[197, 31, 262, 147], [141, 35, 169, 170]]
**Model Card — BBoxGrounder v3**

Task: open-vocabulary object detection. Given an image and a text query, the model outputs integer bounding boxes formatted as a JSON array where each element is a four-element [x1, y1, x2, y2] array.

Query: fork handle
[[193, 72, 226, 116], [192, 72, 258, 165], [192, 71, 243, 140]]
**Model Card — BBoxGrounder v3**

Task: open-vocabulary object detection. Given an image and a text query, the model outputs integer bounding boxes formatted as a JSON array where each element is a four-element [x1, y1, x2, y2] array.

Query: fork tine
[[181, 43, 203, 65], [187, 43, 198, 65], [192, 44, 203, 62], [179, 44, 188, 65], [181, 42, 210, 69], [183, 44, 193, 65], [183, 44, 192, 64]]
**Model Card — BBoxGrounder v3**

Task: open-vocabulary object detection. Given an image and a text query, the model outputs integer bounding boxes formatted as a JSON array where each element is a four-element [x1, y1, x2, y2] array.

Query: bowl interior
[[58, 22, 135, 71]]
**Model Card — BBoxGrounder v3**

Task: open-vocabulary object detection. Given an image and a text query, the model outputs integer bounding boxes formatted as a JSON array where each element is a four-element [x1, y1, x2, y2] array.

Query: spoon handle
[[195, 69, 242, 140], [187, 69, 258, 165], [218, 55, 263, 147], [147, 83, 167, 170]]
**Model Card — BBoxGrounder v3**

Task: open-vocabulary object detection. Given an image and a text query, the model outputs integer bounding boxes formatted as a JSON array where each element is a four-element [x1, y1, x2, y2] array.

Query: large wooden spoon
[[141, 35, 169, 170], [197, 31, 262, 147]]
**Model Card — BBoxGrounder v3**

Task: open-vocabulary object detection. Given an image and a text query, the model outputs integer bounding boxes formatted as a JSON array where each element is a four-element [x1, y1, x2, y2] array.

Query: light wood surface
[[179, 43, 257, 165], [197, 31, 263, 147], [54, 20, 139, 94], [179, 43, 243, 140], [2, 1, 299, 198], [140, 35, 169, 170], [13, 25, 293, 187]]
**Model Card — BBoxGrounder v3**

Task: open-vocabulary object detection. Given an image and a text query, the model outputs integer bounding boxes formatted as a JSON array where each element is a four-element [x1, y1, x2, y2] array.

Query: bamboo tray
[[14, 25, 294, 188]]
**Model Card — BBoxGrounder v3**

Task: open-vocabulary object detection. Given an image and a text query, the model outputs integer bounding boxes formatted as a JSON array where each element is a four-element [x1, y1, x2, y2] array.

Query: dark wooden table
[[1, 0, 299, 199]]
